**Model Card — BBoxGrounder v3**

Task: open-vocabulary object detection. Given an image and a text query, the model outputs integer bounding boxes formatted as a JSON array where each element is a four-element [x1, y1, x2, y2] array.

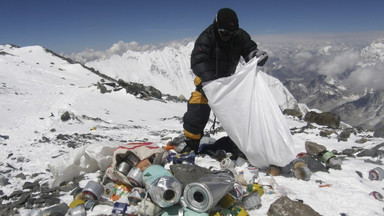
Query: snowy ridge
[[86, 43, 196, 98]]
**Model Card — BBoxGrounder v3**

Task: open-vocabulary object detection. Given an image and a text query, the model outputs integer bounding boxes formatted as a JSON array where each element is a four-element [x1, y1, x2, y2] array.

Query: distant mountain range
[[2, 36, 384, 135]]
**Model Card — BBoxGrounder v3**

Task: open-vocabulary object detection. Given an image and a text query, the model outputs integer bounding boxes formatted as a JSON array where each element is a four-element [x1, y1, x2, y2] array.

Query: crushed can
[[112, 202, 129, 214], [369, 167, 384, 181], [369, 191, 383, 201], [82, 181, 104, 200], [242, 191, 262, 210]]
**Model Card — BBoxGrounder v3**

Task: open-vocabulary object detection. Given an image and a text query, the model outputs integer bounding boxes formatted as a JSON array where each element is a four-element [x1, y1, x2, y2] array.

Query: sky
[[1, 0, 384, 54]]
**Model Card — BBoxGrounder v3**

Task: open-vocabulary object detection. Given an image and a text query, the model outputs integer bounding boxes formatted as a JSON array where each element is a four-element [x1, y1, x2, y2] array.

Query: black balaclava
[[215, 8, 239, 31]]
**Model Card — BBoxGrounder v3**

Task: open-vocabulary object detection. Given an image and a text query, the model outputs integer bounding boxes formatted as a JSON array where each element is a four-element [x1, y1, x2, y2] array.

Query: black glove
[[255, 50, 268, 66]]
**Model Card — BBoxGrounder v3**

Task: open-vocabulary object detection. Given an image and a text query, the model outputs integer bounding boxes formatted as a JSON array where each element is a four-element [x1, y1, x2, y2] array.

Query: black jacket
[[191, 22, 258, 82]]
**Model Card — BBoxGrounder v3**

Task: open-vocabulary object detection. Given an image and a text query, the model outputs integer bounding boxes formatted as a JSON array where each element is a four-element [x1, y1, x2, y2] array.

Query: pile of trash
[[27, 136, 383, 216]]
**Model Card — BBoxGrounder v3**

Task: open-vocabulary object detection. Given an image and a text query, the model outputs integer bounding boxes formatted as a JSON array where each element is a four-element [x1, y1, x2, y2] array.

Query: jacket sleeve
[[190, 31, 216, 82], [239, 30, 258, 63]]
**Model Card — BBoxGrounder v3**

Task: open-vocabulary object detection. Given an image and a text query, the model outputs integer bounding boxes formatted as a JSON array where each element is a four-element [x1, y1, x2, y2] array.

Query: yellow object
[[246, 184, 264, 197], [69, 199, 85, 208], [218, 194, 236, 208]]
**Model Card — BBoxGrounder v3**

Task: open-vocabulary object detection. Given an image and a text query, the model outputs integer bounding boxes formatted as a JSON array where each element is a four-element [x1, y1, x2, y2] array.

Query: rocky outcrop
[[304, 111, 340, 128]]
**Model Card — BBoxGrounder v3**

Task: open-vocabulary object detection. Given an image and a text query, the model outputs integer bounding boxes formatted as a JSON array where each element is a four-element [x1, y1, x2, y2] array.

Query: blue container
[[112, 202, 128, 214]]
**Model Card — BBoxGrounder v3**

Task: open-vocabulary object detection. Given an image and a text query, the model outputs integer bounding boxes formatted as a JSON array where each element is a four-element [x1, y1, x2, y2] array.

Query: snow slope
[[1, 45, 384, 216]]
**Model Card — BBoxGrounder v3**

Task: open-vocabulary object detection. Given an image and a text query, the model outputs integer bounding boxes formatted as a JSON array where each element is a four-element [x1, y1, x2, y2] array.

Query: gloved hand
[[255, 50, 268, 66]]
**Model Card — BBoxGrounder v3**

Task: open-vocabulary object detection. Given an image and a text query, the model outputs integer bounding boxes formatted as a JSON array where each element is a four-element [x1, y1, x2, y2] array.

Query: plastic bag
[[203, 57, 296, 168]]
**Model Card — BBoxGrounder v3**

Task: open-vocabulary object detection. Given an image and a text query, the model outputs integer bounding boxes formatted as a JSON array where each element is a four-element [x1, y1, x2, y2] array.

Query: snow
[[1, 44, 384, 216]]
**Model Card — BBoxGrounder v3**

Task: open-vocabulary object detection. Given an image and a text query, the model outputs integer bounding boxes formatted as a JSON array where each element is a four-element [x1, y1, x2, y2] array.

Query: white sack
[[48, 142, 117, 187], [203, 58, 296, 168]]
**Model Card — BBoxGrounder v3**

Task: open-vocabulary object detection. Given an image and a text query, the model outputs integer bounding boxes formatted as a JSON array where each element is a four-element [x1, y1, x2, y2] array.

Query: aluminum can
[[126, 152, 140, 166], [127, 166, 143, 187], [117, 161, 132, 175], [82, 181, 104, 200], [369, 167, 384, 181], [369, 191, 383, 201], [294, 167, 312, 181]]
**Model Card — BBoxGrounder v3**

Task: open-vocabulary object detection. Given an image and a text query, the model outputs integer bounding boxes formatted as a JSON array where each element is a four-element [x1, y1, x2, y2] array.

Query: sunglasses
[[218, 28, 237, 37]]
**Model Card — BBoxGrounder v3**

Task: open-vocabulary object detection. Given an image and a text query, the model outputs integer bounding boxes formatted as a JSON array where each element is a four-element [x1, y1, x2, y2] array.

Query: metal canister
[[220, 157, 235, 170], [292, 159, 307, 170], [183, 173, 234, 213], [117, 161, 132, 175], [67, 205, 86, 216], [126, 152, 140, 166], [369, 191, 383, 201], [294, 167, 312, 181], [127, 166, 143, 187], [242, 191, 262, 210], [369, 167, 384, 181], [321, 151, 335, 163], [82, 181, 104, 200]]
